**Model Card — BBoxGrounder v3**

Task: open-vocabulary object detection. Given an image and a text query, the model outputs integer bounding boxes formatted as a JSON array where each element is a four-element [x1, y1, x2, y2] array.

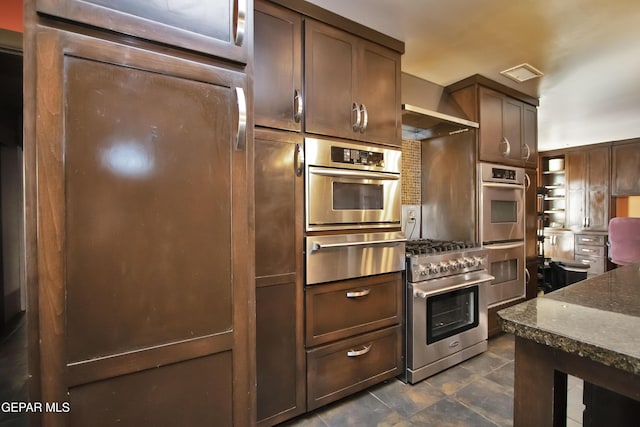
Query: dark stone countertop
[[498, 264, 640, 375]]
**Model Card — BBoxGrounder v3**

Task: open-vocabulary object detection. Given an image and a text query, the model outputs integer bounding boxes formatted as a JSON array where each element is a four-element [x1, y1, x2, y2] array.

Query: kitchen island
[[498, 264, 640, 426]]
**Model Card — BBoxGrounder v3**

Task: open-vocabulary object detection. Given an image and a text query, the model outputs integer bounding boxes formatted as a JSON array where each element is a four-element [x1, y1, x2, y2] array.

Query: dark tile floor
[[0, 316, 583, 427], [282, 334, 585, 427]]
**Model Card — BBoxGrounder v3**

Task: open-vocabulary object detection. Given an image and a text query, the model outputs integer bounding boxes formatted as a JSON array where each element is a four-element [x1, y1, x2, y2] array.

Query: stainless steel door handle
[[500, 137, 511, 157], [235, 87, 247, 151], [522, 143, 531, 161], [347, 344, 372, 357], [346, 289, 371, 298], [359, 103, 368, 133], [352, 102, 361, 131], [234, 0, 247, 46], [310, 238, 406, 251], [293, 89, 303, 123], [295, 143, 304, 177]]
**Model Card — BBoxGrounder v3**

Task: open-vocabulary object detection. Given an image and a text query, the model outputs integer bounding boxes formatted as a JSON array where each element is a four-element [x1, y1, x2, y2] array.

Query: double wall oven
[[304, 137, 405, 285], [479, 163, 526, 307]]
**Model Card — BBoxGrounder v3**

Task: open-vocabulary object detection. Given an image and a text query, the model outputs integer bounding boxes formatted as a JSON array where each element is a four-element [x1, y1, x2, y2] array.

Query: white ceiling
[[307, 0, 640, 151]]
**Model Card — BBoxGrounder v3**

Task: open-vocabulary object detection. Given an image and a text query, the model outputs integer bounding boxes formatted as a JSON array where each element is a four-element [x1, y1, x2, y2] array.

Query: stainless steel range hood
[[402, 104, 479, 141]]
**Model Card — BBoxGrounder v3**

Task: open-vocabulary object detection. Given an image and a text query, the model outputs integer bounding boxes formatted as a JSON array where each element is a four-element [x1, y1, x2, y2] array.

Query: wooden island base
[[514, 337, 640, 426]]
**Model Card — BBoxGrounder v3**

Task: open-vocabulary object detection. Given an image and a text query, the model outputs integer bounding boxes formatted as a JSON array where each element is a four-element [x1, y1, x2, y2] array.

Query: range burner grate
[[405, 239, 478, 255]]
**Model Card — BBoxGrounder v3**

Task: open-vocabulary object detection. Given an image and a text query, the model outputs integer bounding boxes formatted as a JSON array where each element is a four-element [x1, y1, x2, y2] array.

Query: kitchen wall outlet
[[402, 205, 421, 240]]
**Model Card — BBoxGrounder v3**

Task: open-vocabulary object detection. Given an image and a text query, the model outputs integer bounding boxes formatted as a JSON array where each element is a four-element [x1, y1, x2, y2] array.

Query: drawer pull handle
[[581, 238, 595, 242], [347, 344, 372, 357], [346, 289, 371, 298]]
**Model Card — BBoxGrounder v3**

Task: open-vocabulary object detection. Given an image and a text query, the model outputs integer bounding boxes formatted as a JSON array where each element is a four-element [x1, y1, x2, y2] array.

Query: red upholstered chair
[[608, 217, 640, 266]]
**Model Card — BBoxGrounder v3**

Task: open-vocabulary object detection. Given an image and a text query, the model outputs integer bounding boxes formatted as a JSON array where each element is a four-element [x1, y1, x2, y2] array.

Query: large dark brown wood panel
[[35, 0, 248, 62], [28, 25, 253, 426], [65, 56, 233, 362]]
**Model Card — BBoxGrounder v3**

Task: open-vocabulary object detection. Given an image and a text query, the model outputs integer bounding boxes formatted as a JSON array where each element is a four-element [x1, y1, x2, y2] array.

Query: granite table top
[[498, 264, 640, 375]]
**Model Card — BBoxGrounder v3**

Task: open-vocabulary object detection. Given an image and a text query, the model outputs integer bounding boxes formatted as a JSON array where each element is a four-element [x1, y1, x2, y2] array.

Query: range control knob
[[473, 256, 484, 267], [439, 261, 450, 272], [449, 260, 460, 271], [462, 257, 474, 268], [428, 263, 440, 274]]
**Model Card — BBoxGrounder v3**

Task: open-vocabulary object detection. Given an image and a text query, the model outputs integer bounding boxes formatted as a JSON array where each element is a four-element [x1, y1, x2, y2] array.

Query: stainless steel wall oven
[[479, 163, 526, 306], [305, 137, 401, 231]]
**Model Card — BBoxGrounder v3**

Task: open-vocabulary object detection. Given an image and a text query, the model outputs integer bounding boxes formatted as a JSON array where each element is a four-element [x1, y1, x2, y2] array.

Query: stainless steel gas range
[[402, 240, 494, 384]]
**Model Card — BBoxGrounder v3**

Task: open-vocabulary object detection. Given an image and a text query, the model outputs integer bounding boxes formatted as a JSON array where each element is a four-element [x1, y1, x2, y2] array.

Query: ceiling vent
[[500, 63, 544, 83]]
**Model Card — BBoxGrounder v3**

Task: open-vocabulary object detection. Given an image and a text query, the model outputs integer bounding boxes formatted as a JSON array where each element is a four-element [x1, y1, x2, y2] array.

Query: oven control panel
[[331, 146, 384, 167]]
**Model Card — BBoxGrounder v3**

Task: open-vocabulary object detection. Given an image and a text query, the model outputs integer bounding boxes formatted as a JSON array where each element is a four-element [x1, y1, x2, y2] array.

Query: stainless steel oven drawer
[[306, 326, 401, 410], [305, 273, 402, 347], [305, 232, 405, 285]]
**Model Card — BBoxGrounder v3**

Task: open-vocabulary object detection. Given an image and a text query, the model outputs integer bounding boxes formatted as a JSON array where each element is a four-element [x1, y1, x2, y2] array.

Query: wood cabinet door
[[566, 150, 587, 230], [478, 87, 505, 164], [503, 97, 524, 163], [304, 19, 357, 140], [254, 1, 303, 132], [356, 41, 401, 146], [523, 104, 538, 168], [525, 168, 538, 260], [30, 28, 252, 426], [254, 129, 305, 425], [612, 141, 640, 196], [585, 146, 610, 230], [35, 0, 250, 63]]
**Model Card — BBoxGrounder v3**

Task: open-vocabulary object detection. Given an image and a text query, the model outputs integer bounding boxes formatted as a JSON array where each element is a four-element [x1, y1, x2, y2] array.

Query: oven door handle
[[308, 166, 400, 181], [484, 242, 525, 250], [481, 182, 525, 189], [310, 238, 406, 252], [413, 273, 495, 299]]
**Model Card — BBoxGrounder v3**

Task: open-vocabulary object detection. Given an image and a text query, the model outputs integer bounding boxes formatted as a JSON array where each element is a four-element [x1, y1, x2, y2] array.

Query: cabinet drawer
[[575, 255, 606, 275], [305, 273, 401, 347], [575, 234, 606, 246], [306, 326, 401, 410], [575, 244, 606, 257]]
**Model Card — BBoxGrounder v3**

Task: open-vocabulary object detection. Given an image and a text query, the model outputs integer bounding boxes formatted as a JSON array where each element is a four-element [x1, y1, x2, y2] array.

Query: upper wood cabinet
[[448, 76, 538, 168], [566, 146, 610, 231], [254, 0, 303, 131], [35, 0, 250, 63], [304, 19, 401, 147], [477, 86, 536, 167], [612, 140, 640, 196]]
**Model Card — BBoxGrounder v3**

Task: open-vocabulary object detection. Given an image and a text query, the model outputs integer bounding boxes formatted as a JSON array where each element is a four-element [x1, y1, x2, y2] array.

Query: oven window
[[491, 259, 518, 284], [333, 182, 383, 210], [426, 286, 479, 344], [491, 200, 517, 223]]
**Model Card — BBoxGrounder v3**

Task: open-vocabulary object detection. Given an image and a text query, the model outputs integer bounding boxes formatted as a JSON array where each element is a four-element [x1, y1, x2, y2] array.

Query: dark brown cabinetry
[[254, 0, 303, 131], [304, 19, 401, 146], [448, 75, 538, 168], [25, 1, 254, 425], [566, 146, 610, 231], [305, 273, 402, 410], [254, 129, 305, 426], [35, 0, 249, 63], [612, 140, 640, 196]]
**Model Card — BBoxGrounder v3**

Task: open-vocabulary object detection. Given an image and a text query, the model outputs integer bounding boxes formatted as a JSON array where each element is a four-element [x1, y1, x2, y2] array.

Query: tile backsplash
[[401, 139, 421, 205]]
